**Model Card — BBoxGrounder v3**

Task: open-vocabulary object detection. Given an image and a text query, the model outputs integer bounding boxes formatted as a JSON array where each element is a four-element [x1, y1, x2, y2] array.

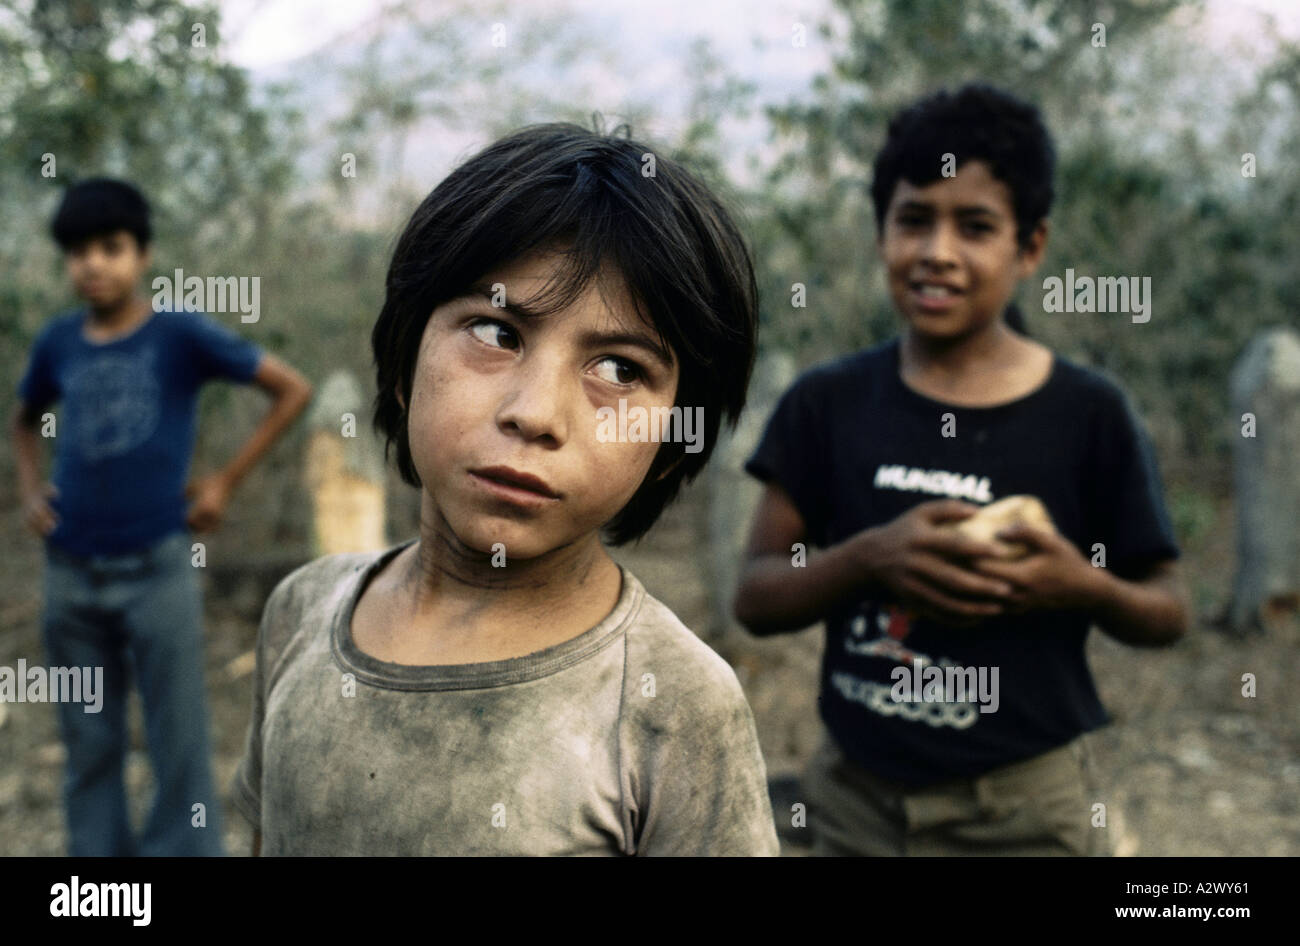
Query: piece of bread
[[941, 495, 1057, 560]]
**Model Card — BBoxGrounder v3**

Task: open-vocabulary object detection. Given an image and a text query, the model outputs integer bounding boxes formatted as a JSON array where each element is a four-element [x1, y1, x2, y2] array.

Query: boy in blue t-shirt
[[9, 178, 313, 855], [735, 84, 1190, 856]]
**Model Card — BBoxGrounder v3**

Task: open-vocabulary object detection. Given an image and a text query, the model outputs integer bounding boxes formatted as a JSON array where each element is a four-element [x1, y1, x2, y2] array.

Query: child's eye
[[468, 318, 520, 350], [592, 356, 643, 386], [964, 222, 993, 234]]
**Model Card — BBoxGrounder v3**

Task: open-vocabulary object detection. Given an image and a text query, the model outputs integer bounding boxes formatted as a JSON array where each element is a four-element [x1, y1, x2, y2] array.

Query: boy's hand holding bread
[[859, 495, 1100, 625]]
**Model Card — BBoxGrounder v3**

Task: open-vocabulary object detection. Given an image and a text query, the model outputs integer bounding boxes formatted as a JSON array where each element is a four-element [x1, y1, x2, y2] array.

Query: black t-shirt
[[745, 337, 1181, 787]]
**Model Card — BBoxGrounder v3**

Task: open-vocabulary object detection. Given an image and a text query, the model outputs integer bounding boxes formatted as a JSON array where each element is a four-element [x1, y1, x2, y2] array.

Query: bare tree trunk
[[1222, 328, 1300, 635], [303, 371, 388, 556]]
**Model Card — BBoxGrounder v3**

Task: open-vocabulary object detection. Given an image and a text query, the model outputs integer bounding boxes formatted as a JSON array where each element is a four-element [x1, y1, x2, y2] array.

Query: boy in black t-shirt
[[734, 84, 1189, 856]]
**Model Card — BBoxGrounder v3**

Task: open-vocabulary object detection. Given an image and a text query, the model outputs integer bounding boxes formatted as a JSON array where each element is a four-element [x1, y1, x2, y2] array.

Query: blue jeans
[[41, 530, 225, 856]]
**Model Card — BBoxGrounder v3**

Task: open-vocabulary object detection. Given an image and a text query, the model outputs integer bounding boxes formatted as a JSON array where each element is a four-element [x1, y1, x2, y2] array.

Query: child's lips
[[910, 283, 963, 312], [468, 467, 562, 507]]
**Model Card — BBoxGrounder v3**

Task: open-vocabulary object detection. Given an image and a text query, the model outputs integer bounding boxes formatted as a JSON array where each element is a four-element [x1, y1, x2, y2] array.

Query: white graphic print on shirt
[[838, 604, 981, 730], [873, 464, 993, 502], [841, 458, 1000, 732]]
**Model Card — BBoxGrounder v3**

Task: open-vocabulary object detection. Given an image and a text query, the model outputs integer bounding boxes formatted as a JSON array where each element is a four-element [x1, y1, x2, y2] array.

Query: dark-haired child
[[11, 178, 313, 855], [232, 123, 779, 856], [735, 83, 1188, 856]]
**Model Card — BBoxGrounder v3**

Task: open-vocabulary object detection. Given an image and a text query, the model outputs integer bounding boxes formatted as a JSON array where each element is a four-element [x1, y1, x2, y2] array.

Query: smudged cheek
[[406, 360, 486, 487], [574, 436, 662, 526]]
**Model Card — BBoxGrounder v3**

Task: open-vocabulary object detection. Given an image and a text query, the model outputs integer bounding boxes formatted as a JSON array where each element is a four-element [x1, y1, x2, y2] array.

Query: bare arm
[[9, 402, 57, 536], [10, 402, 44, 497], [732, 484, 1013, 636], [732, 483, 879, 635], [187, 354, 313, 531], [1085, 559, 1189, 647], [216, 354, 313, 491]]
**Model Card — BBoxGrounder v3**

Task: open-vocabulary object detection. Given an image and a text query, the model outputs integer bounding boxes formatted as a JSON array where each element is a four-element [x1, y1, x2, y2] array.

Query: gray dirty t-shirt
[[232, 539, 780, 856]]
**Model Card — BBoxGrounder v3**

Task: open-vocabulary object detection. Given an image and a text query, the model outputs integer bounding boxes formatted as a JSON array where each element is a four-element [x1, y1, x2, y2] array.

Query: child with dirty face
[[233, 122, 779, 856]]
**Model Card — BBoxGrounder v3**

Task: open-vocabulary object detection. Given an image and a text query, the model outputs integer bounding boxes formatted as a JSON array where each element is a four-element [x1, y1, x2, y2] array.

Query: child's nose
[[920, 221, 960, 266], [495, 355, 571, 446]]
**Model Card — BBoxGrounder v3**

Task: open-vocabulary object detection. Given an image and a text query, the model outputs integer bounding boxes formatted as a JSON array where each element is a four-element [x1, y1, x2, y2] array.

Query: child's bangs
[[470, 184, 680, 369]]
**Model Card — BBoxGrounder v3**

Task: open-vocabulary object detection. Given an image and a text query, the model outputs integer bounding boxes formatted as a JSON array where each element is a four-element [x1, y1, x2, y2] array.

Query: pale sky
[[204, 0, 1298, 217], [218, 0, 1300, 71], [220, 0, 825, 70]]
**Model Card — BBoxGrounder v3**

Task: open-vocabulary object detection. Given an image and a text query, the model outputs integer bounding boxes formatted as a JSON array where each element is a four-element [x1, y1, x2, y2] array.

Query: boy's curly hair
[[870, 82, 1056, 249]]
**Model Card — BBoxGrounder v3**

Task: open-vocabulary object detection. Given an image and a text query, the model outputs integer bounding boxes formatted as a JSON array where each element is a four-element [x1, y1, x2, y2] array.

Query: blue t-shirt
[[745, 337, 1180, 787], [17, 307, 264, 556]]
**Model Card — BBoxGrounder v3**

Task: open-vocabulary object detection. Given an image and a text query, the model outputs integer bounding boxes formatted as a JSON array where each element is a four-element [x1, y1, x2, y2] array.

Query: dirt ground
[[1, 481, 1296, 856]]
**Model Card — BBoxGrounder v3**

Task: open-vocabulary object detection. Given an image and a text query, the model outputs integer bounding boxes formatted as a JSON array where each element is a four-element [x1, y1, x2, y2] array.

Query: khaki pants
[[803, 730, 1110, 856]]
